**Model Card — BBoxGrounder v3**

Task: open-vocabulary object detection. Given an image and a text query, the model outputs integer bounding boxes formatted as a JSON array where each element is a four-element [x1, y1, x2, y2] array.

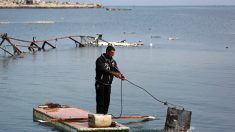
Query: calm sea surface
[[0, 6, 235, 132]]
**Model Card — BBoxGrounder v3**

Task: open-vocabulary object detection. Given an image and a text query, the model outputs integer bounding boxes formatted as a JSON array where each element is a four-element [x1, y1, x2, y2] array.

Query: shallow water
[[1, 6, 235, 132]]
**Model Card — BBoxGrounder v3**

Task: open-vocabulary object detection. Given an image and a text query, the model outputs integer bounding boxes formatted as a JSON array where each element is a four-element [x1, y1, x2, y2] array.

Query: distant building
[[14, 0, 23, 4], [25, 0, 41, 4], [25, 0, 32, 4]]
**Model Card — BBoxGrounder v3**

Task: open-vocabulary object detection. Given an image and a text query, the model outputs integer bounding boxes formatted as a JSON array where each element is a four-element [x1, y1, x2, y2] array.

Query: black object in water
[[164, 107, 192, 132]]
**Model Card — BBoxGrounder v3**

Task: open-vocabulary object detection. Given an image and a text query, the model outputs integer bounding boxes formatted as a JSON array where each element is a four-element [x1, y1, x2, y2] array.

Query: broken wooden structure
[[0, 33, 144, 57], [0, 33, 85, 56]]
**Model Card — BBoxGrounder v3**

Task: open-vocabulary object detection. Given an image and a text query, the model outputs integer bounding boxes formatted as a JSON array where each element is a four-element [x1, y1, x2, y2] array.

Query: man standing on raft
[[95, 46, 125, 114]]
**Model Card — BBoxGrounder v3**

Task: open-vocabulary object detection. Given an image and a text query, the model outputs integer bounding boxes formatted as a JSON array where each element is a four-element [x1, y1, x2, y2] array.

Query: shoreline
[[0, 3, 103, 9]]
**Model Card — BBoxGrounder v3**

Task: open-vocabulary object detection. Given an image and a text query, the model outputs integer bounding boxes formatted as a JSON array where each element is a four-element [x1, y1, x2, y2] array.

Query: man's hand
[[112, 72, 125, 80], [120, 74, 125, 80]]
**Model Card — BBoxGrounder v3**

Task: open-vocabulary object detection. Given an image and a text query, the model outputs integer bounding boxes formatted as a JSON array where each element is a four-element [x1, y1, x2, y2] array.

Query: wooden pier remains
[[0, 33, 143, 57], [0, 33, 94, 56]]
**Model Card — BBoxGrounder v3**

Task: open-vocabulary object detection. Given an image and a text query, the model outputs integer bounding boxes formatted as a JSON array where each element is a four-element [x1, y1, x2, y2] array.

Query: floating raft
[[33, 103, 129, 132]]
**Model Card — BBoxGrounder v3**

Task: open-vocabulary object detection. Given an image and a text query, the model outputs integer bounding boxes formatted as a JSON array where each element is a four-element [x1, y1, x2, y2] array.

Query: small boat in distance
[[105, 8, 132, 11]]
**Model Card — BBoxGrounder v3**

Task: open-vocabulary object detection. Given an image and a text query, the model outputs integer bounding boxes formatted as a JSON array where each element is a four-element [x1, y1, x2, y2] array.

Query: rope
[[119, 80, 123, 117], [124, 79, 184, 109]]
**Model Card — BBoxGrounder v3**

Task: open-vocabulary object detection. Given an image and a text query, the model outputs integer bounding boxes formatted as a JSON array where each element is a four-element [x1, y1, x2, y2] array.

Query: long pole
[[0, 46, 14, 56]]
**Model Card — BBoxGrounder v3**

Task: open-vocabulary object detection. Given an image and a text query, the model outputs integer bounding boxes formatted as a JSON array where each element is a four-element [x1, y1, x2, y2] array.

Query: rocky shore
[[0, 0, 103, 8]]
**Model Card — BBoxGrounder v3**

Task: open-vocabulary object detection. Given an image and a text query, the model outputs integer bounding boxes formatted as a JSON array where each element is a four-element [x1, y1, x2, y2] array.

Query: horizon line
[[102, 4, 235, 6]]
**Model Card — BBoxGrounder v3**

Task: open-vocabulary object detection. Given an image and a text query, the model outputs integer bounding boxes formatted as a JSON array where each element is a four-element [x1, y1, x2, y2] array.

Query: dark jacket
[[96, 53, 119, 85]]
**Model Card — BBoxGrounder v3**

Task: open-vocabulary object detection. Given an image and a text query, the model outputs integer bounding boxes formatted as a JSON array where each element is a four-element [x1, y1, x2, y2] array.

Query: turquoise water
[[1, 6, 235, 132]]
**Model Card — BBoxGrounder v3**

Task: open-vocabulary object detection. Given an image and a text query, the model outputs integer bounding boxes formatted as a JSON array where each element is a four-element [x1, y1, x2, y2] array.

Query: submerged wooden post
[[29, 42, 41, 52], [0, 34, 14, 56], [0, 46, 14, 56], [0, 33, 8, 44], [164, 107, 192, 132], [5, 37, 22, 55], [0, 37, 6, 46], [0, 33, 22, 55], [42, 41, 56, 50], [69, 37, 84, 47]]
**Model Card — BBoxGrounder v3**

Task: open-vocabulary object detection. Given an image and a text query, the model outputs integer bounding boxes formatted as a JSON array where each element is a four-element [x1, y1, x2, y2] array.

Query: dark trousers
[[95, 82, 111, 114]]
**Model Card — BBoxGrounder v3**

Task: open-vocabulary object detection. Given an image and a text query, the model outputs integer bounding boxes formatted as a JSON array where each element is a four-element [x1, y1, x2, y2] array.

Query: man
[[95, 46, 125, 114]]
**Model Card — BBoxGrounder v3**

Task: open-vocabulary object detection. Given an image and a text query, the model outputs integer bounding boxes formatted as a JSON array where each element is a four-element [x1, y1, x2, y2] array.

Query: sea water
[[0, 6, 235, 132]]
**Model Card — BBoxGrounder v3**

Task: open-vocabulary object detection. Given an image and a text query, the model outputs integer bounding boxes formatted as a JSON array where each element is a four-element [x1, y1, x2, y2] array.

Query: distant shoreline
[[0, 3, 103, 9]]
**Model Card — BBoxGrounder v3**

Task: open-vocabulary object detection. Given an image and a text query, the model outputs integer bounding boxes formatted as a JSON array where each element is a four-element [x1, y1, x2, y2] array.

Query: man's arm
[[112, 61, 125, 80]]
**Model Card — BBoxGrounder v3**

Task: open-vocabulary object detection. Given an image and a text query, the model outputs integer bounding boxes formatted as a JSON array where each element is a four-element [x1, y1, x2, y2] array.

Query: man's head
[[106, 46, 115, 58]]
